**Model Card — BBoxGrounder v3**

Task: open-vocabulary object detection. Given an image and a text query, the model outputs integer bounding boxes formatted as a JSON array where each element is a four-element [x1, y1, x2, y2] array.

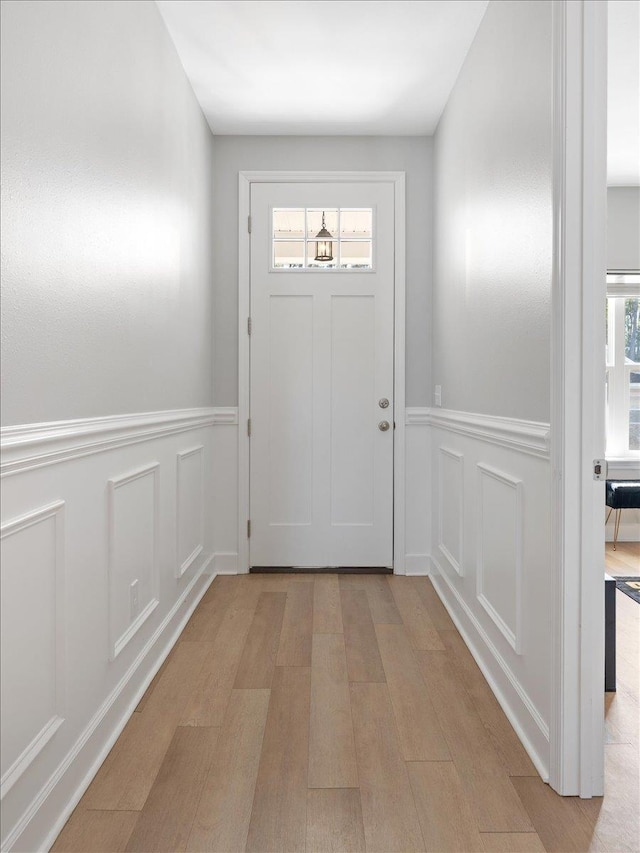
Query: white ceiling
[[155, 0, 488, 135], [608, 0, 640, 185]]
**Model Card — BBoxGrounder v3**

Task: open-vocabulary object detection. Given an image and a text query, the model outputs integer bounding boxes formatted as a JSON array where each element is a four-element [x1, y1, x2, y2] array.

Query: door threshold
[[249, 566, 393, 574]]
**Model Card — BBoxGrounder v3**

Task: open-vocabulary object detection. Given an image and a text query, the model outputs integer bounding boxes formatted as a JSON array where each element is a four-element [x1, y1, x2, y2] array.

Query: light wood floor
[[52, 571, 639, 853]]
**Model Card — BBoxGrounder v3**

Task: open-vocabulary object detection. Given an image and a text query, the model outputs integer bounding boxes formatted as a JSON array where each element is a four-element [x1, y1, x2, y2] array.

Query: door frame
[[549, 0, 607, 797], [237, 170, 406, 574]]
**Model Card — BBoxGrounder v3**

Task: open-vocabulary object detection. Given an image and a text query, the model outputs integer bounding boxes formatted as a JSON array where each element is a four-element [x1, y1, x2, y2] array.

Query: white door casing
[[249, 182, 395, 567]]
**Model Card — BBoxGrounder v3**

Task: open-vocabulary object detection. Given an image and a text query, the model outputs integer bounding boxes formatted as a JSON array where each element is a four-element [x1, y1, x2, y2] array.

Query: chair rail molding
[[427, 407, 550, 458]]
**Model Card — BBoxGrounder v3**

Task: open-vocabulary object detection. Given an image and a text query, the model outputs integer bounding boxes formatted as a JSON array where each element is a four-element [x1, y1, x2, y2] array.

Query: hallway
[[51, 573, 633, 853]]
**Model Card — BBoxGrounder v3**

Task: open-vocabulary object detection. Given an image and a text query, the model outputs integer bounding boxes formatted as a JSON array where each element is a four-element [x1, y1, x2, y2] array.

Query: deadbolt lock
[[379, 398, 390, 409], [378, 420, 390, 431]]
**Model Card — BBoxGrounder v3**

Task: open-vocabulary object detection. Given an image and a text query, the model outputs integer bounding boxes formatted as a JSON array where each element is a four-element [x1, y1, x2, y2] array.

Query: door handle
[[378, 420, 390, 432]]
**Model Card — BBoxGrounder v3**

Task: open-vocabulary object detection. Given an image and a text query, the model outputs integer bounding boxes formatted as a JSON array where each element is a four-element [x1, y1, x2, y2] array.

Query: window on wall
[[272, 208, 373, 270], [606, 272, 640, 456]]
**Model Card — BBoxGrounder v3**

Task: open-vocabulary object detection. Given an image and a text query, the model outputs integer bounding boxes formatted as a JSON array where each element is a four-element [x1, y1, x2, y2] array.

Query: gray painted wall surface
[[607, 187, 640, 270], [0, 0, 215, 426], [432, 0, 553, 422], [212, 136, 432, 406]]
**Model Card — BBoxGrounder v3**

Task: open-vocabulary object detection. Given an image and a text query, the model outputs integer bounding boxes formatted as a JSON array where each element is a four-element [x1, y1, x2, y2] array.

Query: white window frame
[[605, 273, 640, 461]]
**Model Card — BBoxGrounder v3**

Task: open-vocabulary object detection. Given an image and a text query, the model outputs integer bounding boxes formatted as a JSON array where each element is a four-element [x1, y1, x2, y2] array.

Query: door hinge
[[247, 418, 252, 437], [247, 316, 252, 335], [247, 519, 251, 538], [247, 215, 252, 234], [593, 459, 607, 480]]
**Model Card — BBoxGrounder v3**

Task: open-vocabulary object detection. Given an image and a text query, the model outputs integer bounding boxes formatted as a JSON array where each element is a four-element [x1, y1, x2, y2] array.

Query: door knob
[[379, 398, 390, 409], [378, 420, 390, 431]]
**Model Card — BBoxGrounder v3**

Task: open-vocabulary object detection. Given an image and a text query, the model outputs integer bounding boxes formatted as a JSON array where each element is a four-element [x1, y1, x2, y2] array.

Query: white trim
[[405, 407, 431, 426], [238, 170, 406, 574], [550, 0, 607, 798], [430, 554, 550, 781], [212, 407, 238, 425], [476, 463, 523, 655], [437, 447, 464, 576], [606, 457, 640, 474], [176, 446, 205, 579], [1, 408, 220, 477], [404, 554, 431, 576], [107, 464, 160, 661], [0, 500, 67, 801], [212, 551, 239, 574], [6, 559, 215, 853], [428, 408, 550, 458]]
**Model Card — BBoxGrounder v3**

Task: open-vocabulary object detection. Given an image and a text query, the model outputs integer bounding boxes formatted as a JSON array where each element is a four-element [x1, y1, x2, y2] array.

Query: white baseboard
[[403, 554, 431, 575], [9, 561, 216, 853], [428, 555, 550, 783], [212, 551, 239, 574]]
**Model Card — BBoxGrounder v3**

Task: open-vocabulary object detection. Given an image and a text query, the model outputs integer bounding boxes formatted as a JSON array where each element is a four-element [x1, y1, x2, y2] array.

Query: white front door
[[249, 181, 395, 568]]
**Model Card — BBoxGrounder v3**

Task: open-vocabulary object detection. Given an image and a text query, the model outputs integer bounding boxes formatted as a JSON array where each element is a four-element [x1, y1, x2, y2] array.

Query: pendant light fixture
[[314, 211, 334, 262]]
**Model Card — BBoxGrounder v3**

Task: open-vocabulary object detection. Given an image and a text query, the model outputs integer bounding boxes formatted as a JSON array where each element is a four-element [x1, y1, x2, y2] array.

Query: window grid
[[272, 208, 374, 271]]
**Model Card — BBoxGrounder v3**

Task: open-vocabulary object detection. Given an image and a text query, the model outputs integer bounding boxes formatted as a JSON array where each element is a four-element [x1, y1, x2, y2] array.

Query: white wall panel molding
[[476, 463, 523, 654], [430, 555, 549, 780], [1, 408, 219, 477], [0, 502, 66, 801], [405, 407, 430, 425], [108, 465, 160, 661], [211, 407, 239, 425], [427, 408, 550, 459], [176, 447, 205, 578], [438, 447, 464, 576], [213, 552, 239, 574], [3, 562, 214, 853]]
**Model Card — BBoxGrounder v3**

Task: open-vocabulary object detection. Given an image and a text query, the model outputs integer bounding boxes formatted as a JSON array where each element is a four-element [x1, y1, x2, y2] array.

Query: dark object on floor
[[605, 574, 616, 692], [250, 566, 393, 574], [615, 576, 640, 604], [605, 479, 640, 549]]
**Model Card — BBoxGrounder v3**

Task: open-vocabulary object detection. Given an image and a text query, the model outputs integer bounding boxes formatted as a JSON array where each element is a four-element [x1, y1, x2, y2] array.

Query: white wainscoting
[[0, 408, 227, 853], [404, 408, 431, 575], [427, 407, 552, 781]]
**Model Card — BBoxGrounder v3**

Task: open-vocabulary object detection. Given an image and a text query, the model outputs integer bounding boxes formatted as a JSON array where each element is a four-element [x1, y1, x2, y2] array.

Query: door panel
[[250, 182, 394, 567]]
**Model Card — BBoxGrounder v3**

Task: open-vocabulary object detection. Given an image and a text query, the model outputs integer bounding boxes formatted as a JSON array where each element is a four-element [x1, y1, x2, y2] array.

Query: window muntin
[[272, 208, 373, 270], [605, 273, 640, 457]]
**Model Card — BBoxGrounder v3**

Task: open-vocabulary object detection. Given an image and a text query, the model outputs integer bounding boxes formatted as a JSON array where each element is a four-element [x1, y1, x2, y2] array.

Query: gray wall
[[0, 0, 215, 426], [212, 136, 432, 406], [432, 0, 553, 422], [607, 186, 640, 270]]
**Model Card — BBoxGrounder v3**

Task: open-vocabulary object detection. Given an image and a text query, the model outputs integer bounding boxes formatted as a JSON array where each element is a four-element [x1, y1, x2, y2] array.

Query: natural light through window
[[606, 272, 640, 457], [272, 208, 373, 270]]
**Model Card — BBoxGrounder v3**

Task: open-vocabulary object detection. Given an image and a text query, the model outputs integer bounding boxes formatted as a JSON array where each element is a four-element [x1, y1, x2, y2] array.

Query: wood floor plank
[[181, 576, 239, 643], [364, 575, 403, 624], [125, 726, 219, 852], [277, 581, 314, 666], [576, 743, 640, 853], [233, 591, 287, 688], [51, 810, 139, 853], [481, 832, 546, 852], [313, 575, 343, 633], [417, 650, 533, 832], [246, 667, 311, 853], [510, 776, 599, 852], [441, 628, 537, 776], [407, 761, 484, 852], [306, 789, 366, 853], [350, 682, 425, 852], [340, 588, 386, 682], [83, 641, 210, 810], [375, 624, 450, 761], [134, 646, 177, 714], [388, 576, 445, 650], [308, 633, 358, 788], [186, 689, 270, 852], [411, 577, 457, 631], [180, 587, 259, 726]]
